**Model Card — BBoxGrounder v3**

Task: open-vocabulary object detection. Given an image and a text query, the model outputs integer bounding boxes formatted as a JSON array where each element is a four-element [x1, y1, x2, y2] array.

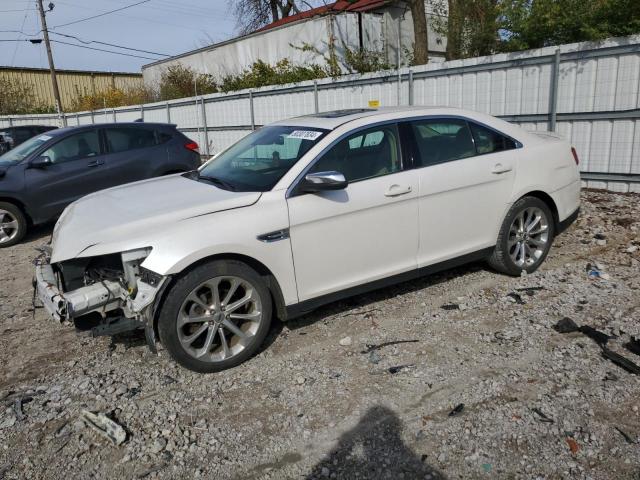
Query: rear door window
[[105, 127, 157, 153], [469, 122, 516, 154], [41, 131, 101, 164], [409, 119, 475, 167]]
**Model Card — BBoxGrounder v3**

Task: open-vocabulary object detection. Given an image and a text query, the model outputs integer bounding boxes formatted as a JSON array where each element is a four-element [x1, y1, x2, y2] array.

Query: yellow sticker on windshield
[[368, 100, 380, 108]]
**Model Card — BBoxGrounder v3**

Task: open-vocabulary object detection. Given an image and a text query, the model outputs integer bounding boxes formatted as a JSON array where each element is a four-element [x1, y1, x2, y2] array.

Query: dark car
[[0, 122, 201, 247], [0, 125, 58, 155]]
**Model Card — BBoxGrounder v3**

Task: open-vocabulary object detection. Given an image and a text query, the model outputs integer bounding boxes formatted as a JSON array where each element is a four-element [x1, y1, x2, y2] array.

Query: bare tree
[[232, 0, 306, 34], [409, 0, 429, 64]]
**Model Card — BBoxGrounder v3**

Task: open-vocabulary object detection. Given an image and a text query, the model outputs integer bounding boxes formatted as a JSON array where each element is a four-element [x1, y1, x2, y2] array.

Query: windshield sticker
[[37, 135, 52, 141], [287, 130, 322, 141]]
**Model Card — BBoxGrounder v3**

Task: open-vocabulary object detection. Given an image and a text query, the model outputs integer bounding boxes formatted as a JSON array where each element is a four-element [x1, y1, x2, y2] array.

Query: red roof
[[256, 0, 390, 33]]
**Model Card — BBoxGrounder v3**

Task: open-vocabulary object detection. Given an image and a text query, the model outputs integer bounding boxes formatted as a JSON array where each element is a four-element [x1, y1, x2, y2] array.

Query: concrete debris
[[80, 410, 127, 446]]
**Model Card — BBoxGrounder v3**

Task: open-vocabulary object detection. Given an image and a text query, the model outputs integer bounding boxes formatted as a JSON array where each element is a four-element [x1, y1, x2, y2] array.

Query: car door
[[24, 129, 110, 220], [286, 123, 419, 302], [407, 117, 518, 267], [102, 126, 164, 185]]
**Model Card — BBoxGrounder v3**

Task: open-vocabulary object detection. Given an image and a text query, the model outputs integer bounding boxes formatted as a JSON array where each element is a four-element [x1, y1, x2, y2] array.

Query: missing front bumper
[[34, 263, 123, 322]]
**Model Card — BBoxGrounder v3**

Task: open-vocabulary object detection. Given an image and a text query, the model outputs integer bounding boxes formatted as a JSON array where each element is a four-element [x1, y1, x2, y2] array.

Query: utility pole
[[36, 0, 63, 118]]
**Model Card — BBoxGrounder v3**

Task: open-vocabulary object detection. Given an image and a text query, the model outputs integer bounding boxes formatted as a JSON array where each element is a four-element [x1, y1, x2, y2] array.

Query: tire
[[0, 201, 27, 248], [488, 196, 555, 276], [158, 260, 272, 373]]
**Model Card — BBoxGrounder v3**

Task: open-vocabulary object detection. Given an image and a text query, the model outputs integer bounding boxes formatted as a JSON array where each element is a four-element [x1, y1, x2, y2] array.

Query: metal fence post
[[200, 97, 210, 156], [112, 108, 116, 122], [8, 117, 13, 127], [140, 104, 144, 121], [76, 113, 80, 125], [90, 109, 94, 124], [166, 102, 171, 123], [61, 113, 68, 127], [313, 80, 319, 113], [408, 70, 414, 106], [548, 48, 561, 132], [249, 91, 255, 131]]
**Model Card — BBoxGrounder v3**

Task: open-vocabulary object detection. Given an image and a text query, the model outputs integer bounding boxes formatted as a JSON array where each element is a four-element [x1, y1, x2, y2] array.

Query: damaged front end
[[34, 247, 168, 351]]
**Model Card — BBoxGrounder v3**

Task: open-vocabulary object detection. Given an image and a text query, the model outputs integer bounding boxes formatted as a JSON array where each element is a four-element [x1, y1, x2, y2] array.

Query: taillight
[[185, 141, 199, 153], [571, 147, 579, 165]]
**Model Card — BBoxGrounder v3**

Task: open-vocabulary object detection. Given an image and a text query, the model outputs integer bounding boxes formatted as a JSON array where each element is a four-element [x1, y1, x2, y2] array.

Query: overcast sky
[[0, 0, 238, 72]]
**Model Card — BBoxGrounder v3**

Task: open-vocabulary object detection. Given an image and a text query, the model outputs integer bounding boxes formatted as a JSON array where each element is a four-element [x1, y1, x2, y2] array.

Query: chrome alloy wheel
[[508, 207, 550, 268], [0, 209, 19, 245], [177, 276, 263, 363]]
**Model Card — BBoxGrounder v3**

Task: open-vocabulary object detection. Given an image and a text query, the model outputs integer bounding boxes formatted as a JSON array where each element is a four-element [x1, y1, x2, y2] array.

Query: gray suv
[[0, 122, 201, 247]]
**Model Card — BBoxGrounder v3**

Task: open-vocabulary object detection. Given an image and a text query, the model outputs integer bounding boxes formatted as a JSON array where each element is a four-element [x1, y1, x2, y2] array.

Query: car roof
[[271, 106, 532, 142], [272, 106, 498, 129], [45, 122, 176, 136]]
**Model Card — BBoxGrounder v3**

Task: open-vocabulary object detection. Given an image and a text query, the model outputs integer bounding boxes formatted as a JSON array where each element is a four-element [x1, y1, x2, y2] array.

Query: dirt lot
[[1, 190, 639, 480]]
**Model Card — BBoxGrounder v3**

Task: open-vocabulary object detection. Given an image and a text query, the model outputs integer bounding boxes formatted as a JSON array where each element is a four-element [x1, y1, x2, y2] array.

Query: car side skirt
[[284, 246, 494, 320]]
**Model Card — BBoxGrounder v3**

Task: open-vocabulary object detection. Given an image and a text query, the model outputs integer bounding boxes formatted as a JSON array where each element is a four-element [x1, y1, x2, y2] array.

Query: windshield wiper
[[197, 174, 238, 191]]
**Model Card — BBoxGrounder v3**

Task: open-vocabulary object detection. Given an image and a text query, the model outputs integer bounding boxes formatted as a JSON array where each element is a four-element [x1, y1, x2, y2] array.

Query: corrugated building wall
[[0, 67, 143, 111]]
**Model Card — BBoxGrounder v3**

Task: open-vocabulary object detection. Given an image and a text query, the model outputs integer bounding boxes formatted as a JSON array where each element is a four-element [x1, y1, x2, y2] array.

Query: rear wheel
[[0, 202, 27, 248], [158, 260, 272, 373], [488, 196, 555, 275]]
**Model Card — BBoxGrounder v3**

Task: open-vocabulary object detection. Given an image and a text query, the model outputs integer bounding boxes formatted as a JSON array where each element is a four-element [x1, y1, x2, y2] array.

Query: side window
[[410, 119, 475, 167], [105, 127, 157, 154], [309, 125, 401, 182], [41, 131, 100, 164], [157, 131, 173, 144], [469, 122, 516, 154]]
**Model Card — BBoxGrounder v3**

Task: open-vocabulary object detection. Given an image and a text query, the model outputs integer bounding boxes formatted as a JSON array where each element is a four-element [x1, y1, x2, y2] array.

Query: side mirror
[[30, 156, 52, 168], [300, 171, 348, 193]]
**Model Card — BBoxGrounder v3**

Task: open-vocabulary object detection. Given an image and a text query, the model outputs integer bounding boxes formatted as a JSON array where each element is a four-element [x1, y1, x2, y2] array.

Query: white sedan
[[35, 107, 581, 372]]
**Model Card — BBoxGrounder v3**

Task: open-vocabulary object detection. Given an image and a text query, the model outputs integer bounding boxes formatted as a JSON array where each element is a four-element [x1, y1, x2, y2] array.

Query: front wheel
[[0, 202, 27, 248], [488, 196, 555, 276], [158, 260, 272, 373]]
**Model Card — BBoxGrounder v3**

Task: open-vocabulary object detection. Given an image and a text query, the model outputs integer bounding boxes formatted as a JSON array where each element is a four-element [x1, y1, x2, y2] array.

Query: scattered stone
[[338, 336, 352, 347]]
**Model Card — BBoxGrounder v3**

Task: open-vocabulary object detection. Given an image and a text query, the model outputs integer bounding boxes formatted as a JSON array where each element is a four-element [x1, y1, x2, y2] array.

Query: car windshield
[[197, 125, 328, 191], [0, 133, 53, 165]]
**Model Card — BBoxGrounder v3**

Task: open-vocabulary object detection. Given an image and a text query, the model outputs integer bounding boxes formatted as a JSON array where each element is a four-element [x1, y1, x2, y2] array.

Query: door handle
[[87, 159, 103, 167], [491, 163, 512, 174], [384, 184, 412, 197]]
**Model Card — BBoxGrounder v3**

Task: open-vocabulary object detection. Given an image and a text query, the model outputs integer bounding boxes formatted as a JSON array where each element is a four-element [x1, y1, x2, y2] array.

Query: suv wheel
[[488, 196, 555, 276], [158, 260, 272, 373], [0, 202, 27, 248]]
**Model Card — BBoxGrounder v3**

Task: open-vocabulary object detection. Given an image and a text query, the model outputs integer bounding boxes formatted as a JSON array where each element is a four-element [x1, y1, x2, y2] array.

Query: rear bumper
[[557, 207, 579, 235], [551, 179, 581, 223]]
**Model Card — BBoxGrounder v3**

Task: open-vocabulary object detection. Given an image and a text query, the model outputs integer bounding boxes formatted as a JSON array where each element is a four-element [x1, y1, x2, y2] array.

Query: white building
[[142, 0, 447, 87]]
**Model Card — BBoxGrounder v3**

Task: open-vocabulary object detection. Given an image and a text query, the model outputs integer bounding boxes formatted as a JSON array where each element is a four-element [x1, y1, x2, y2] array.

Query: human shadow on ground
[[306, 405, 446, 480]]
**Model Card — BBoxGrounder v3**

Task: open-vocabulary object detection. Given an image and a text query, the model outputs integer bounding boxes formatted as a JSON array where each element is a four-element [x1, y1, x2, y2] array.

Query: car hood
[[51, 174, 262, 263]]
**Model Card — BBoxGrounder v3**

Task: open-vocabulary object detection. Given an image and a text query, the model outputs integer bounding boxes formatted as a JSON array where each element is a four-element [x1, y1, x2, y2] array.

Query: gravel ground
[[1, 189, 639, 480]]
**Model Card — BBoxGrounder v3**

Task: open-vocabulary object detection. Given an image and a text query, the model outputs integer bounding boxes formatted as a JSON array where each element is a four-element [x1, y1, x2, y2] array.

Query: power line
[[0, 8, 35, 12], [49, 30, 171, 57], [52, 0, 151, 28], [53, 0, 231, 33], [51, 39, 160, 60], [11, 1, 31, 66]]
